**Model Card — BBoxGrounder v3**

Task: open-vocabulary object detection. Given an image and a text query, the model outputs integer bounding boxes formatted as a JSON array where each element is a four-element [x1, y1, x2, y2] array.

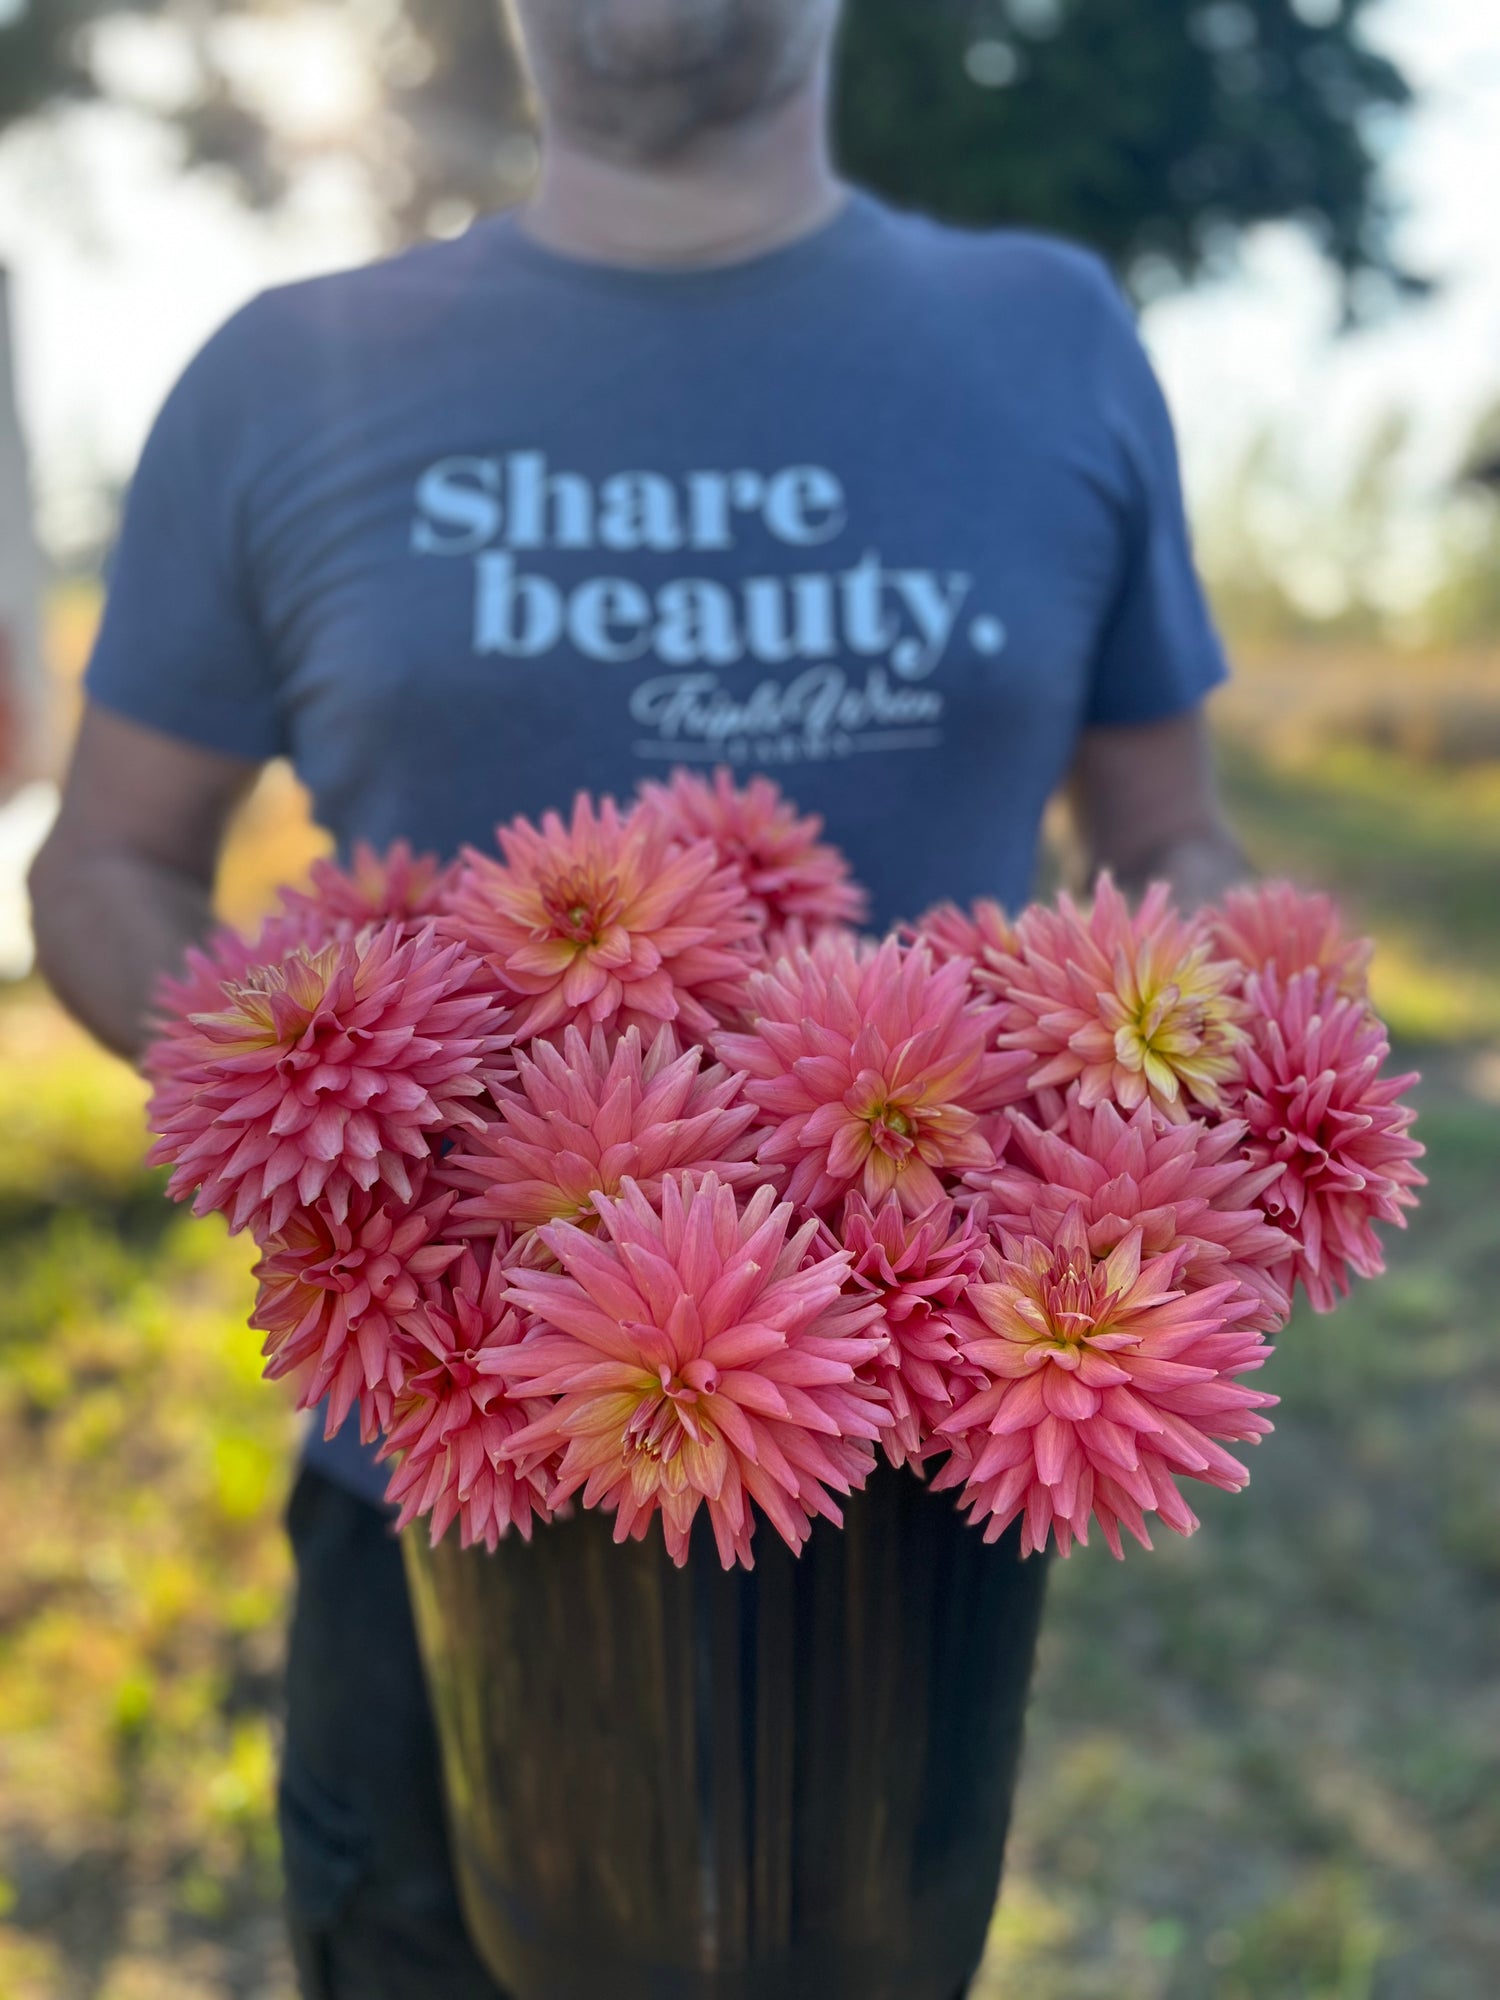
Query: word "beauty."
[[410, 453, 1006, 679]]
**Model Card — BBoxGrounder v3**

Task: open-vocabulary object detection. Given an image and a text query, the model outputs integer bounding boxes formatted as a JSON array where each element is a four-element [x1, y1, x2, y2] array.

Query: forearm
[[1067, 710, 1251, 913], [29, 844, 214, 1065]]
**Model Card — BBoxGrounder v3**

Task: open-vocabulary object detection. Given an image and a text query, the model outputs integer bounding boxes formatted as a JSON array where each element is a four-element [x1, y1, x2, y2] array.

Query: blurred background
[[0, 1, 1497, 1995]]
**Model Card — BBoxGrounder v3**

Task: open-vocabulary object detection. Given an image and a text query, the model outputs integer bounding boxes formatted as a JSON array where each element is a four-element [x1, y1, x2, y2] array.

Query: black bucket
[[403, 1460, 1049, 2000]]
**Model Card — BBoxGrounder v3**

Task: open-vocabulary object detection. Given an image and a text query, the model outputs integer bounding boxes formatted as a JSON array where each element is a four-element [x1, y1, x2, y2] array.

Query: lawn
[[0, 725, 1496, 1999]]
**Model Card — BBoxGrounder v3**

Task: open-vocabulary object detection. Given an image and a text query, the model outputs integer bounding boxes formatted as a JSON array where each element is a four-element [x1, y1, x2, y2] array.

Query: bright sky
[[0, 0, 1496, 562]]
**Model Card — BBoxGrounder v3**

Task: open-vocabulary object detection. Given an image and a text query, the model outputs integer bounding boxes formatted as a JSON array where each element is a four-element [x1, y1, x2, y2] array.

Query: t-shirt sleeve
[[1083, 264, 1229, 728], [85, 302, 287, 760]]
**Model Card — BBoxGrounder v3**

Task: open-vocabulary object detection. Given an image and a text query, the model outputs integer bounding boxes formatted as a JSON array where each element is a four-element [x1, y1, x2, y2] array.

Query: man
[[30, 0, 1247, 1991]]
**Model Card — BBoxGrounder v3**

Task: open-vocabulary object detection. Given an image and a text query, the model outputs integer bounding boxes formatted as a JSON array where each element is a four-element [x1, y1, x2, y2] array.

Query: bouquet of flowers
[[144, 771, 1424, 1571]]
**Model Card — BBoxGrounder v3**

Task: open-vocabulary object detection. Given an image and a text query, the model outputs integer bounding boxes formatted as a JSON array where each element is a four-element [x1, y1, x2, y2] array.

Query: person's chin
[[558, 79, 780, 165]]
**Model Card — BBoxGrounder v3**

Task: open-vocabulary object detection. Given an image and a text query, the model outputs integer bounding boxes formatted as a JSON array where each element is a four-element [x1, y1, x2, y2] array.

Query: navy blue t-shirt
[[87, 191, 1227, 1505]]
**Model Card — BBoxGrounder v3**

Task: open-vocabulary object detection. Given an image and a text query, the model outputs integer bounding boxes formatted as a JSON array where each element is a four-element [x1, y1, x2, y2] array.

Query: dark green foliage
[[835, 0, 1419, 303], [0, 0, 112, 127]]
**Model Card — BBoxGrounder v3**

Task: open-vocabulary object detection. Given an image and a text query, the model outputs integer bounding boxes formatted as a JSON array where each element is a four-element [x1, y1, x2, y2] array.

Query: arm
[[29, 704, 264, 1064], [1066, 705, 1249, 910]]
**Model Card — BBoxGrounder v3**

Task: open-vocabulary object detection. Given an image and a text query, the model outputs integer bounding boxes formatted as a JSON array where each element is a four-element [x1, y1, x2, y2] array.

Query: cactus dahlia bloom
[[978, 1100, 1292, 1334], [446, 1023, 764, 1247], [936, 1207, 1276, 1559], [250, 1171, 462, 1442], [836, 1193, 990, 1470], [910, 898, 1017, 977], [715, 936, 1028, 1218], [991, 876, 1248, 1122], [1234, 968, 1424, 1312], [444, 793, 760, 1043], [147, 910, 331, 1131], [155, 911, 329, 1023], [280, 839, 457, 935], [378, 1242, 556, 1552], [147, 923, 508, 1236], [636, 768, 869, 935], [496, 1174, 890, 1570], [1208, 881, 1372, 1002]]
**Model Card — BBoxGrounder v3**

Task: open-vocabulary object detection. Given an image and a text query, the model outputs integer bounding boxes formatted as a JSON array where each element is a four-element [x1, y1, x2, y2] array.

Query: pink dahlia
[[378, 1242, 556, 1551], [636, 768, 869, 935], [147, 923, 508, 1235], [496, 1174, 890, 1569], [446, 1023, 764, 1247], [910, 898, 1016, 976], [1209, 880, 1372, 1001], [444, 793, 760, 1042], [836, 1193, 990, 1470], [991, 876, 1248, 1122], [978, 1100, 1292, 1333], [760, 914, 865, 969], [155, 910, 328, 1023], [250, 1170, 462, 1442], [148, 910, 330, 1131], [936, 1208, 1276, 1558], [715, 935, 1029, 1217], [280, 839, 457, 935], [1234, 968, 1424, 1312]]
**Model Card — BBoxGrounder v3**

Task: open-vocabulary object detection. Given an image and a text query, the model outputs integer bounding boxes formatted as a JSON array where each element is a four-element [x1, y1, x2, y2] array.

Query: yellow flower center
[[207, 947, 339, 1052], [868, 1101, 919, 1161], [540, 865, 623, 947], [1107, 948, 1246, 1109]]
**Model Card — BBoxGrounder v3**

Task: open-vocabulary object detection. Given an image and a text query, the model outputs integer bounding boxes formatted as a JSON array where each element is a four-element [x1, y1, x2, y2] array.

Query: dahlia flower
[[636, 768, 869, 934], [715, 935, 1028, 1217], [990, 876, 1247, 1122], [496, 1174, 890, 1569], [837, 1193, 990, 1469], [250, 1171, 461, 1442], [760, 915, 865, 969], [911, 898, 1016, 976], [147, 923, 508, 1235], [936, 1207, 1276, 1558], [978, 1100, 1292, 1333], [148, 910, 330, 1131], [446, 1023, 764, 1247], [1234, 968, 1424, 1312], [155, 910, 327, 1023], [280, 839, 457, 935], [1209, 880, 1372, 1001], [444, 793, 760, 1041], [378, 1241, 556, 1552]]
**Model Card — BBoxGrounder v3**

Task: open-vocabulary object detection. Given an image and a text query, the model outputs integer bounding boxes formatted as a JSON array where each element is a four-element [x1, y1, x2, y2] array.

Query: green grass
[[0, 1001, 295, 2000], [1, 735, 1498, 1998]]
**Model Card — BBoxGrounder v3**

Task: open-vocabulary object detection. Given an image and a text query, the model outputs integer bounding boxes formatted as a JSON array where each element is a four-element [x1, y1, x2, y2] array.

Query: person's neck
[[519, 86, 847, 271]]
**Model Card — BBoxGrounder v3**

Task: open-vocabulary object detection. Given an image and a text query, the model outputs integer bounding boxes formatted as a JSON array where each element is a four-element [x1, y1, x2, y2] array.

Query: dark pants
[[280, 1465, 510, 1998]]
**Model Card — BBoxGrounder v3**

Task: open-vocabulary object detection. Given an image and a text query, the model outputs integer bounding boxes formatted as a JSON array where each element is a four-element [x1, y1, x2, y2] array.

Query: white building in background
[[0, 264, 56, 980]]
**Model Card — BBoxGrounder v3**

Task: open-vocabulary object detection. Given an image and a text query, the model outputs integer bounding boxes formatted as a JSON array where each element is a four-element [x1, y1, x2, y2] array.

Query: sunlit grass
[[0, 993, 295, 1995]]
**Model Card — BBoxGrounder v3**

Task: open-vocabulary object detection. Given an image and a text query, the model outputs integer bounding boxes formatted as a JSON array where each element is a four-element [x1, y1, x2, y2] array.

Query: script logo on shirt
[[409, 452, 1008, 766]]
